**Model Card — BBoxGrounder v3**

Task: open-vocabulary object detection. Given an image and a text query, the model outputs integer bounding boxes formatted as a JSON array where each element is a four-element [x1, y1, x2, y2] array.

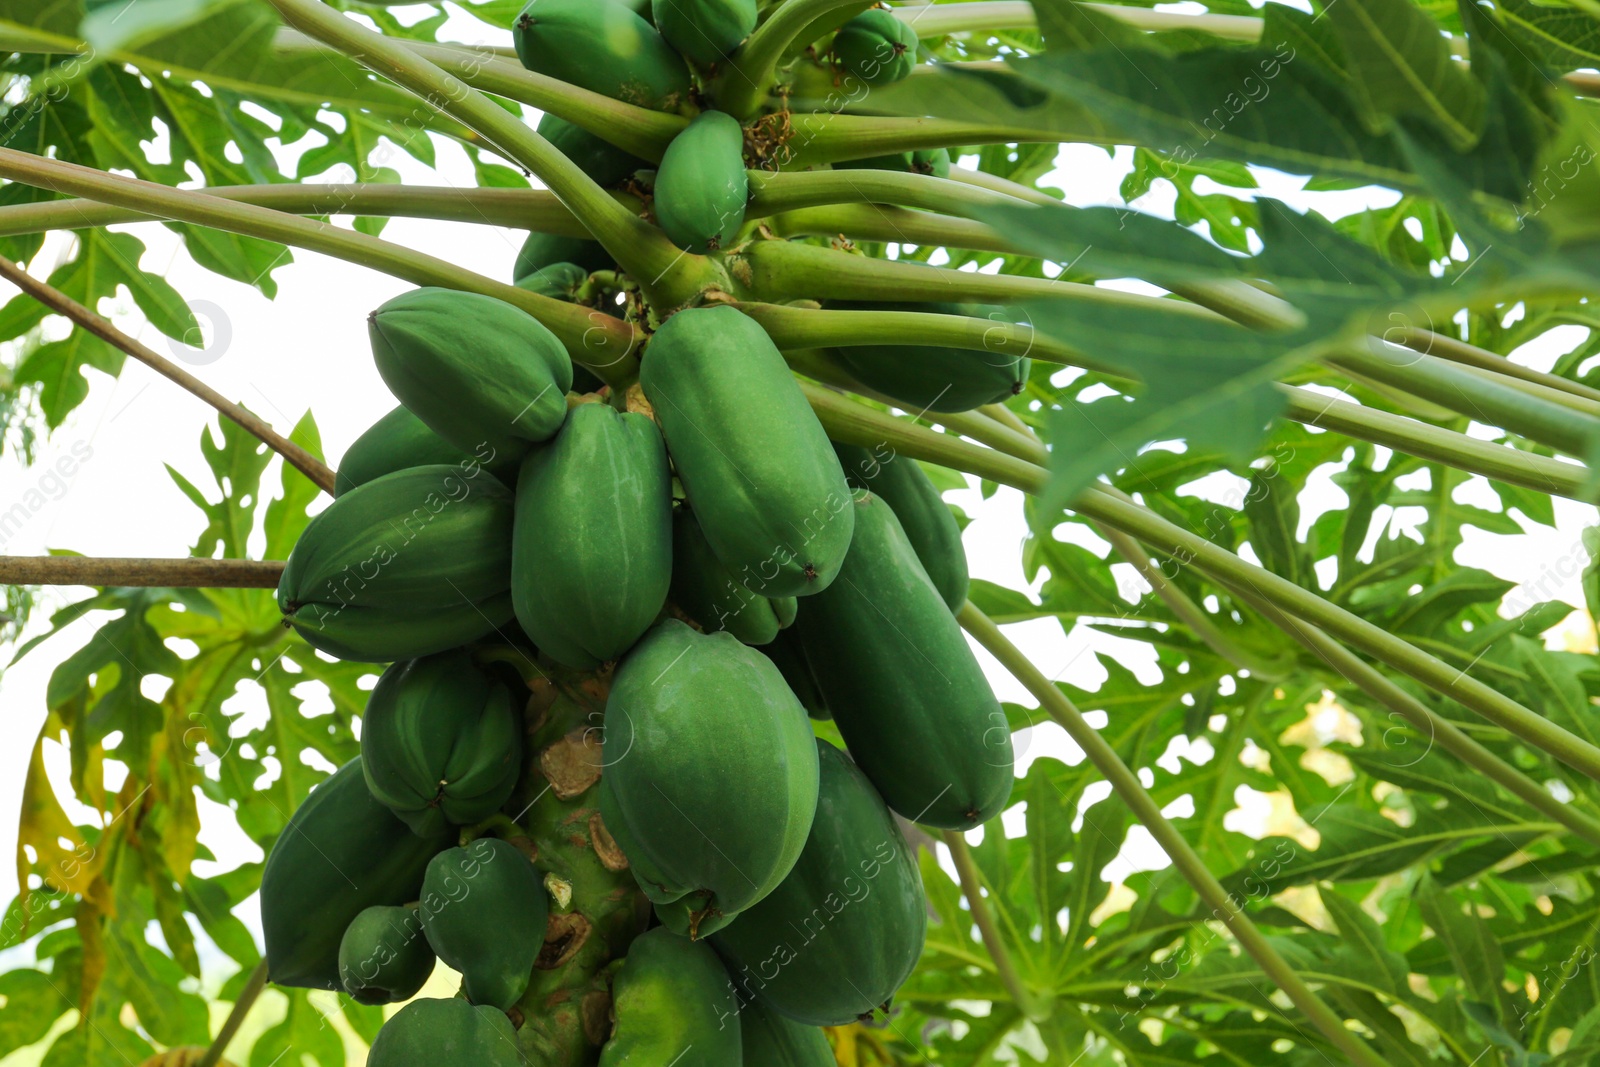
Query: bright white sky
[[0, 4, 1595, 1031]]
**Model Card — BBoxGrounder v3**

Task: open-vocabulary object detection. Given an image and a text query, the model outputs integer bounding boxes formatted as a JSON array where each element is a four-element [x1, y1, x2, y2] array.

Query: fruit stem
[[718, 0, 870, 118], [1186, 554, 1600, 847], [262, 0, 708, 307], [0, 255, 337, 495], [804, 387, 1600, 783], [196, 959, 268, 1067], [957, 604, 1389, 1067], [0, 147, 641, 385], [939, 829, 1049, 1023]]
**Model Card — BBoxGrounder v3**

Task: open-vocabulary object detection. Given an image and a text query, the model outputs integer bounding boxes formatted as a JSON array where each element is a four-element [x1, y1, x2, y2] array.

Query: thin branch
[[0, 257, 335, 495], [1281, 385, 1592, 502], [0, 148, 640, 385], [1403, 327, 1600, 404], [958, 603, 1386, 1067], [0, 557, 284, 588], [1092, 521, 1294, 678], [1189, 557, 1600, 847], [980, 402, 1032, 437], [749, 168, 1033, 218], [197, 960, 269, 1067], [939, 829, 1045, 1021], [718, 0, 869, 117], [898, 1, 1263, 41]]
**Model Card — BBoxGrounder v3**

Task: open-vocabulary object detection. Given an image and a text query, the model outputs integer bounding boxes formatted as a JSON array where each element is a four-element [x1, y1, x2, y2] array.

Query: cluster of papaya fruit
[[258, 0, 1028, 1063]]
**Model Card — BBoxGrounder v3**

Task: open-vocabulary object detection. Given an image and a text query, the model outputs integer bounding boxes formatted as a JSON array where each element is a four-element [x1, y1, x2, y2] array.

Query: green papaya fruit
[[537, 112, 647, 188], [516, 230, 614, 278], [597, 619, 819, 937], [830, 300, 1030, 413], [834, 441, 968, 610], [420, 837, 548, 1012], [669, 505, 788, 646], [512, 402, 673, 668], [833, 9, 917, 85], [516, 261, 588, 302], [369, 288, 572, 460], [336, 406, 492, 498], [261, 758, 452, 990], [278, 465, 516, 662], [796, 491, 1013, 829], [514, 0, 690, 110], [653, 0, 757, 66], [642, 306, 854, 598], [367, 998, 525, 1067], [361, 651, 523, 837], [712, 739, 926, 1025], [653, 111, 749, 254], [759, 625, 829, 720], [912, 147, 951, 177], [338, 905, 435, 1005], [599, 927, 742, 1067], [738, 983, 839, 1065]]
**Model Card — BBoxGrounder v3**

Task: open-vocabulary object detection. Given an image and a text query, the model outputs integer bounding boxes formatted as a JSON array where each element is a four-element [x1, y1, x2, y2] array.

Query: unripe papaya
[[260, 758, 452, 990], [759, 624, 830, 720], [833, 9, 918, 85], [669, 505, 790, 646], [516, 261, 588, 302], [834, 147, 949, 177], [830, 300, 1030, 413], [420, 837, 548, 1012], [739, 1001, 835, 1066], [367, 998, 524, 1067], [538, 112, 647, 188], [834, 441, 968, 610], [516, 230, 614, 278], [338, 905, 434, 1005], [653, 0, 757, 66], [277, 465, 515, 662], [598, 927, 742, 1067], [653, 111, 749, 254], [335, 405, 494, 498], [712, 739, 926, 1025], [796, 491, 1013, 829], [597, 619, 819, 937], [512, 402, 673, 668], [369, 288, 572, 460], [361, 651, 523, 838], [514, 0, 690, 110], [642, 306, 854, 598]]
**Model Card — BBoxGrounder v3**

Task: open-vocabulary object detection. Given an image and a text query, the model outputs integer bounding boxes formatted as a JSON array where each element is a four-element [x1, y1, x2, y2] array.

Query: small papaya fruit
[[834, 146, 948, 176], [669, 505, 789, 646], [516, 261, 588, 302], [653, 110, 749, 254], [338, 905, 435, 1005], [712, 739, 926, 1025], [830, 300, 1030, 413], [833, 8, 918, 85], [277, 465, 515, 662], [335, 405, 495, 498], [361, 651, 523, 837], [759, 624, 830, 720], [538, 112, 647, 188], [642, 306, 854, 598], [260, 758, 452, 990], [834, 441, 968, 610], [367, 998, 524, 1067], [653, 0, 757, 65], [512, 402, 673, 668], [514, 0, 690, 110], [370, 288, 572, 460], [599, 927, 742, 1067], [796, 491, 1013, 829], [597, 619, 819, 937], [420, 837, 548, 1012], [516, 230, 614, 279]]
